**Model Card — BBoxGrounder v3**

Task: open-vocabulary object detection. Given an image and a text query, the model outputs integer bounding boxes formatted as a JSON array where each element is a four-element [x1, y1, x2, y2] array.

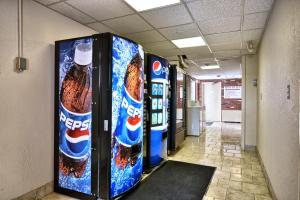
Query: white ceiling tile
[[205, 31, 241, 45], [165, 55, 179, 61], [215, 50, 241, 58], [211, 43, 241, 51], [50, 2, 95, 24], [189, 57, 215, 63], [143, 41, 177, 51], [243, 29, 263, 41], [125, 30, 166, 44], [180, 46, 211, 55], [67, 0, 134, 21], [244, 0, 273, 14], [187, 0, 242, 21], [198, 16, 241, 35], [158, 23, 200, 40], [102, 14, 152, 34], [243, 12, 268, 31], [86, 22, 116, 33], [153, 48, 183, 57], [141, 4, 193, 28], [35, 0, 61, 5]]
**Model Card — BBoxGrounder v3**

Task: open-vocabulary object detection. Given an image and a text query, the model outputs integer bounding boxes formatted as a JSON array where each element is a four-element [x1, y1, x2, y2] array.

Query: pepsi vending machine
[[144, 54, 169, 170], [54, 33, 144, 200]]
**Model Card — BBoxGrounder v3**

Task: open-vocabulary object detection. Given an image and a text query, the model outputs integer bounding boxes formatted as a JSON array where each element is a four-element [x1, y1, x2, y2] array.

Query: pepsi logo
[[153, 61, 162, 75], [66, 128, 89, 154]]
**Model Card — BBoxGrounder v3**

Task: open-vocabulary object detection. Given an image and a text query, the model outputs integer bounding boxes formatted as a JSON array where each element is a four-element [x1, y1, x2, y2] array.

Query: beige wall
[[257, 0, 300, 199], [242, 55, 258, 148], [0, 0, 96, 199]]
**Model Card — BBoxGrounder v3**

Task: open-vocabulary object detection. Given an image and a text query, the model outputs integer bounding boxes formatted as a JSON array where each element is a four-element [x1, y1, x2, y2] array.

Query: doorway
[[203, 81, 222, 122]]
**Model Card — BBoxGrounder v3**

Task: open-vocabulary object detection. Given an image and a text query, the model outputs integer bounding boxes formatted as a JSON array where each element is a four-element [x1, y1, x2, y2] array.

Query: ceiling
[[185, 57, 242, 80], [34, 0, 273, 79]]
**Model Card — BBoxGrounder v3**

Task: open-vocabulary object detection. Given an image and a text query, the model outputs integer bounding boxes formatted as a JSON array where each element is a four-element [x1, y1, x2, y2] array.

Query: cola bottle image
[[114, 53, 143, 169], [59, 43, 92, 178]]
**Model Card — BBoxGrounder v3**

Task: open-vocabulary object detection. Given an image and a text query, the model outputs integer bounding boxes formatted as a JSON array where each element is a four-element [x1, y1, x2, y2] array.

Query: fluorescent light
[[124, 0, 180, 12], [172, 37, 206, 48], [201, 65, 220, 70]]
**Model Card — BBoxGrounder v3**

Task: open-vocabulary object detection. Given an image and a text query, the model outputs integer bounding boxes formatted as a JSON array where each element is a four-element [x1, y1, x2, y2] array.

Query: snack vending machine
[[55, 33, 144, 200], [144, 54, 170, 170]]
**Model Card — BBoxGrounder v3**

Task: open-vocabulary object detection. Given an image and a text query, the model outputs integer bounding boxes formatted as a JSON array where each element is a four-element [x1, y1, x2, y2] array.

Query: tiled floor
[[168, 122, 272, 200], [43, 122, 272, 200]]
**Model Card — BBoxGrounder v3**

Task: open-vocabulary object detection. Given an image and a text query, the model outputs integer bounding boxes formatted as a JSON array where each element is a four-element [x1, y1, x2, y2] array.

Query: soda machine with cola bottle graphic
[[57, 38, 93, 195], [55, 33, 144, 200]]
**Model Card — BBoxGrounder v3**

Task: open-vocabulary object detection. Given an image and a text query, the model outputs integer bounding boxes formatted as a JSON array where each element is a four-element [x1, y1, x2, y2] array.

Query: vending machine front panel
[[110, 35, 144, 198], [55, 36, 99, 200]]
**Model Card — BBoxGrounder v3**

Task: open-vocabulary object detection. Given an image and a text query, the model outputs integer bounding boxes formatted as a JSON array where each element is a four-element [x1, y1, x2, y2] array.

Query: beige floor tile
[[43, 123, 272, 200], [229, 180, 242, 191], [226, 189, 255, 200], [255, 194, 273, 200], [43, 193, 78, 200], [231, 173, 253, 183], [242, 183, 270, 195], [206, 186, 227, 199]]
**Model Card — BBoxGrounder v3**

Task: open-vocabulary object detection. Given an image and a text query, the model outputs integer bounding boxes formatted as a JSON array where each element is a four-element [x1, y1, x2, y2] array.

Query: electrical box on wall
[[15, 57, 28, 72]]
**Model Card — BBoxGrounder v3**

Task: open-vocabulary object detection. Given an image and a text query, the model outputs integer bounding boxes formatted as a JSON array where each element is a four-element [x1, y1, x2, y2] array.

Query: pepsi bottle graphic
[[114, 53, 143, 169], [59, 43, 92, 178]]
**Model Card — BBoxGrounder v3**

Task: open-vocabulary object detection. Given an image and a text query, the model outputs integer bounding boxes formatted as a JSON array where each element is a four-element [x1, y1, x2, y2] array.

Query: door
[[203, 82, 221, 122]]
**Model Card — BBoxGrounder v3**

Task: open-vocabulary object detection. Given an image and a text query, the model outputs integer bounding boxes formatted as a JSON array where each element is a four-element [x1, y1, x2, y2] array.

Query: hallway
[[169, 123, 272, 200]]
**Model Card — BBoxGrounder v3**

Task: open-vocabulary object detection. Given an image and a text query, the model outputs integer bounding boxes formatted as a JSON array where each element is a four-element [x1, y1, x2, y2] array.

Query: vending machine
[[54, 33, 144, 200], [144, 54, 170, 170]]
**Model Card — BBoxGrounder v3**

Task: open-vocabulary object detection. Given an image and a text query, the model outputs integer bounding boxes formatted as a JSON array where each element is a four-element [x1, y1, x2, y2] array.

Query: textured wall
[[0, 0, 96, 199], [257, 0, 300, 199], [241, 55, 258, 147]]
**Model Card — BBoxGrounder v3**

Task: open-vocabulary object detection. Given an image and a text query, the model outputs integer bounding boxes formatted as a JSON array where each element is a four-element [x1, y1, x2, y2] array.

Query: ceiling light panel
[[124, 0, 180, 12], [201, 65, 220, 69], [172, 37, 206, 48]]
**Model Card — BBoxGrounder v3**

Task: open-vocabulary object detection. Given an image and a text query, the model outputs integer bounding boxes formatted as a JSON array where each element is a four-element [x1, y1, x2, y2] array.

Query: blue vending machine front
[[148, 54, 169, 168]]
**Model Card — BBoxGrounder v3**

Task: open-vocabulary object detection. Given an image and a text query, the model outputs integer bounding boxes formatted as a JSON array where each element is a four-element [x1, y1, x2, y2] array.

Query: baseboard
[[13, 181, 53, 200], [256, 147, 278, 200]]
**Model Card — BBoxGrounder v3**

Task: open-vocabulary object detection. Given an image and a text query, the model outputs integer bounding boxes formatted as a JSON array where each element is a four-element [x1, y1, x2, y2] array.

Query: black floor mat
[[120, 161, 216, 200]]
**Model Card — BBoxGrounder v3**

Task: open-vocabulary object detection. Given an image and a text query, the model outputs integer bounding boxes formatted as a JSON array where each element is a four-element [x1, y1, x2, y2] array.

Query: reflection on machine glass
[[158, 84, 163, 95], [152, 98, 158, 110], [158, 98, 163, 110], [152, 113, 157, 125], [152, 84, 158, 95], [157, 113, 163, 124]]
